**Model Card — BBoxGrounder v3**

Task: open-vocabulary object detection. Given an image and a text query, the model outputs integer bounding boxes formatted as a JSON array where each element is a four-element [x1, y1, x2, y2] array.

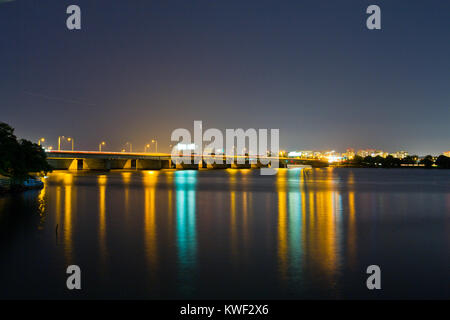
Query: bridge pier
[[175, 163, 200, 170], [278, 161, 288, 168], [82, 159, 111, 171], [110, 159, 131, 169], [162, 160, 172, 169], [207, 163, 231, 169], [230, 157, 251, 169], [137, 159, 163, 170], [47, 158, 75, 170], [204, 156, 231, 169], [251, 160, 269, 169], [231, 163, 250, 169]]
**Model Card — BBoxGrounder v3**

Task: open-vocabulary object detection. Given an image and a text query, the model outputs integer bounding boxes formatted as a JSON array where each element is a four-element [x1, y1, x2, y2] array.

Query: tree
[[419, 155, 434, 168], [351, 155, 364, 166], [19, 139, 52, 174], [0, 122, 21, 176], [0, 122, 52, 178], [435, 155, 450, 169], [402, 155, 417, 165], [383, 155, 401, 168], [374, 155, 385, 167], [363, 156, 375, 167]]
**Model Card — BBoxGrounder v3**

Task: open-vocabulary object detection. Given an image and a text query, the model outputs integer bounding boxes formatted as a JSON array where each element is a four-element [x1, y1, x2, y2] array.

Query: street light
[[67, 137, 74, 151], [58, 136, 65, 151], [99, 141, 106, 152], [125, 142, 132, 153], [145, 144, 151, 153], [38, 138, 45, 146], [152, 139, 158, 153]]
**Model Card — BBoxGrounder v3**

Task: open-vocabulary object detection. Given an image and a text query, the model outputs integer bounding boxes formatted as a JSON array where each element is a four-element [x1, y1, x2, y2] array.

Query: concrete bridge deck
[[46, 151, 328, 170]]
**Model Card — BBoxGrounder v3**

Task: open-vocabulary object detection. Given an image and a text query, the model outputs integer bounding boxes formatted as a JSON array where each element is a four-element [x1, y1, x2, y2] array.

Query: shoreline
[[0, 176, 44, 194]]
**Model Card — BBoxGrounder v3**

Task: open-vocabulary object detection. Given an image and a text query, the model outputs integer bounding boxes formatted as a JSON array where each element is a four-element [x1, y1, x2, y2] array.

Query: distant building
[[357, 149, 369, 157], [391, 151, 409, 159], [343, 148, 355, 160], [357, 149, 387, 158], [313, 151, 322, 159], [443, 151, 450, 157], [287, 150, 314, 159]]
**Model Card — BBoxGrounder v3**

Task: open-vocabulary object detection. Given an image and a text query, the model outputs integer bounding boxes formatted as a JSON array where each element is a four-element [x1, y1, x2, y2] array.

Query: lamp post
[[152, 139, 158, 153], [67, 137, 74, 151], [145, 144, 150, 153], [38, 138, 45, 146], [58, 136, 65, 151], [99, 141, 105, 152], [125, 142, 132, 153]]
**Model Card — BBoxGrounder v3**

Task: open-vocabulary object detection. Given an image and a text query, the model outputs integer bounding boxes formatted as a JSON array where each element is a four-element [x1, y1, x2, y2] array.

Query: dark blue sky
[[1, 0, 449, 154]]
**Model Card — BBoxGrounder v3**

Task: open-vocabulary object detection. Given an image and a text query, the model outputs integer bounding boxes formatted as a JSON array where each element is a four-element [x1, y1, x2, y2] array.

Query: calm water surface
[[0, 168, 449, 299]]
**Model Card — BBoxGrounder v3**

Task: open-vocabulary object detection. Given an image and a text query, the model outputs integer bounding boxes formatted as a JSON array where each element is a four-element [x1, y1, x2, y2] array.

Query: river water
[[0, 168, 449, 299]]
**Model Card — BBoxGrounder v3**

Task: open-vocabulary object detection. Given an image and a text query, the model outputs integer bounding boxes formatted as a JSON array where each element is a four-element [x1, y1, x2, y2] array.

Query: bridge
[[46, 151, 328, 171]]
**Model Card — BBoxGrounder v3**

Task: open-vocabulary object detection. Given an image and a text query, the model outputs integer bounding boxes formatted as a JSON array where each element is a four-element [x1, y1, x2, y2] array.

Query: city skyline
[[1, 0, 449, 155], [12, 130, 450, 157]]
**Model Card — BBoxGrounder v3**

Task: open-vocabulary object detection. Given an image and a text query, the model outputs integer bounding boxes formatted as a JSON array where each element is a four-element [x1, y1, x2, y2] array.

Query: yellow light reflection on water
[[348, 171, 356, 268], [98, 175, 107, 268], [64, 173, 73, 264], [121, 172, 131, 219], [56, 186, 61, 232], [304, 169, 340, 281], [166, 170, 174, 237], [230, 191, 237, 262], [143, 171, 159, 272], [242, 191, 249, 254], [37, 179, 46, 229], [277, 169, 288, 280], [226, 168, 238, 186], [273, 168, 343, 284]]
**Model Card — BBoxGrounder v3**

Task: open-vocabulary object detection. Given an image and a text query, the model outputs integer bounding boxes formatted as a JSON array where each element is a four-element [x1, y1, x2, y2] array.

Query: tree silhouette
[[436, 155, 450, 169], [419, 155, 434, 168], [0, 122, 52, 178]]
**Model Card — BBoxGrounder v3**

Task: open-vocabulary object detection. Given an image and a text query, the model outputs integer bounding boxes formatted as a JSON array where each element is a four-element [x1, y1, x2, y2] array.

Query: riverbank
[[0, 175, 44, 194], [331, 164, 450, 169]]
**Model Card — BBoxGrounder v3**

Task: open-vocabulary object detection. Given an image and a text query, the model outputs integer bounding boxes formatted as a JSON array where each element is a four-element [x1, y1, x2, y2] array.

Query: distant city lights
[[176, 143, 196, 151]]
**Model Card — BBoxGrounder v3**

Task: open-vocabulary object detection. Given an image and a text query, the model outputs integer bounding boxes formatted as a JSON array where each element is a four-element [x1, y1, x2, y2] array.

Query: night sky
[[1, 0, 449, 154]]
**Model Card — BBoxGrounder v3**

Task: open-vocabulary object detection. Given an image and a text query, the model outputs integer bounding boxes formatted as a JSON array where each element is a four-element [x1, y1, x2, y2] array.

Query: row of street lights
[[38, 137, 158, 153], [58, 136, 74, 151], [38, 136, 74, 151], [37, 139, 276, 154], [144, 139, 158, 153], [106, 139, 158, 152]]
